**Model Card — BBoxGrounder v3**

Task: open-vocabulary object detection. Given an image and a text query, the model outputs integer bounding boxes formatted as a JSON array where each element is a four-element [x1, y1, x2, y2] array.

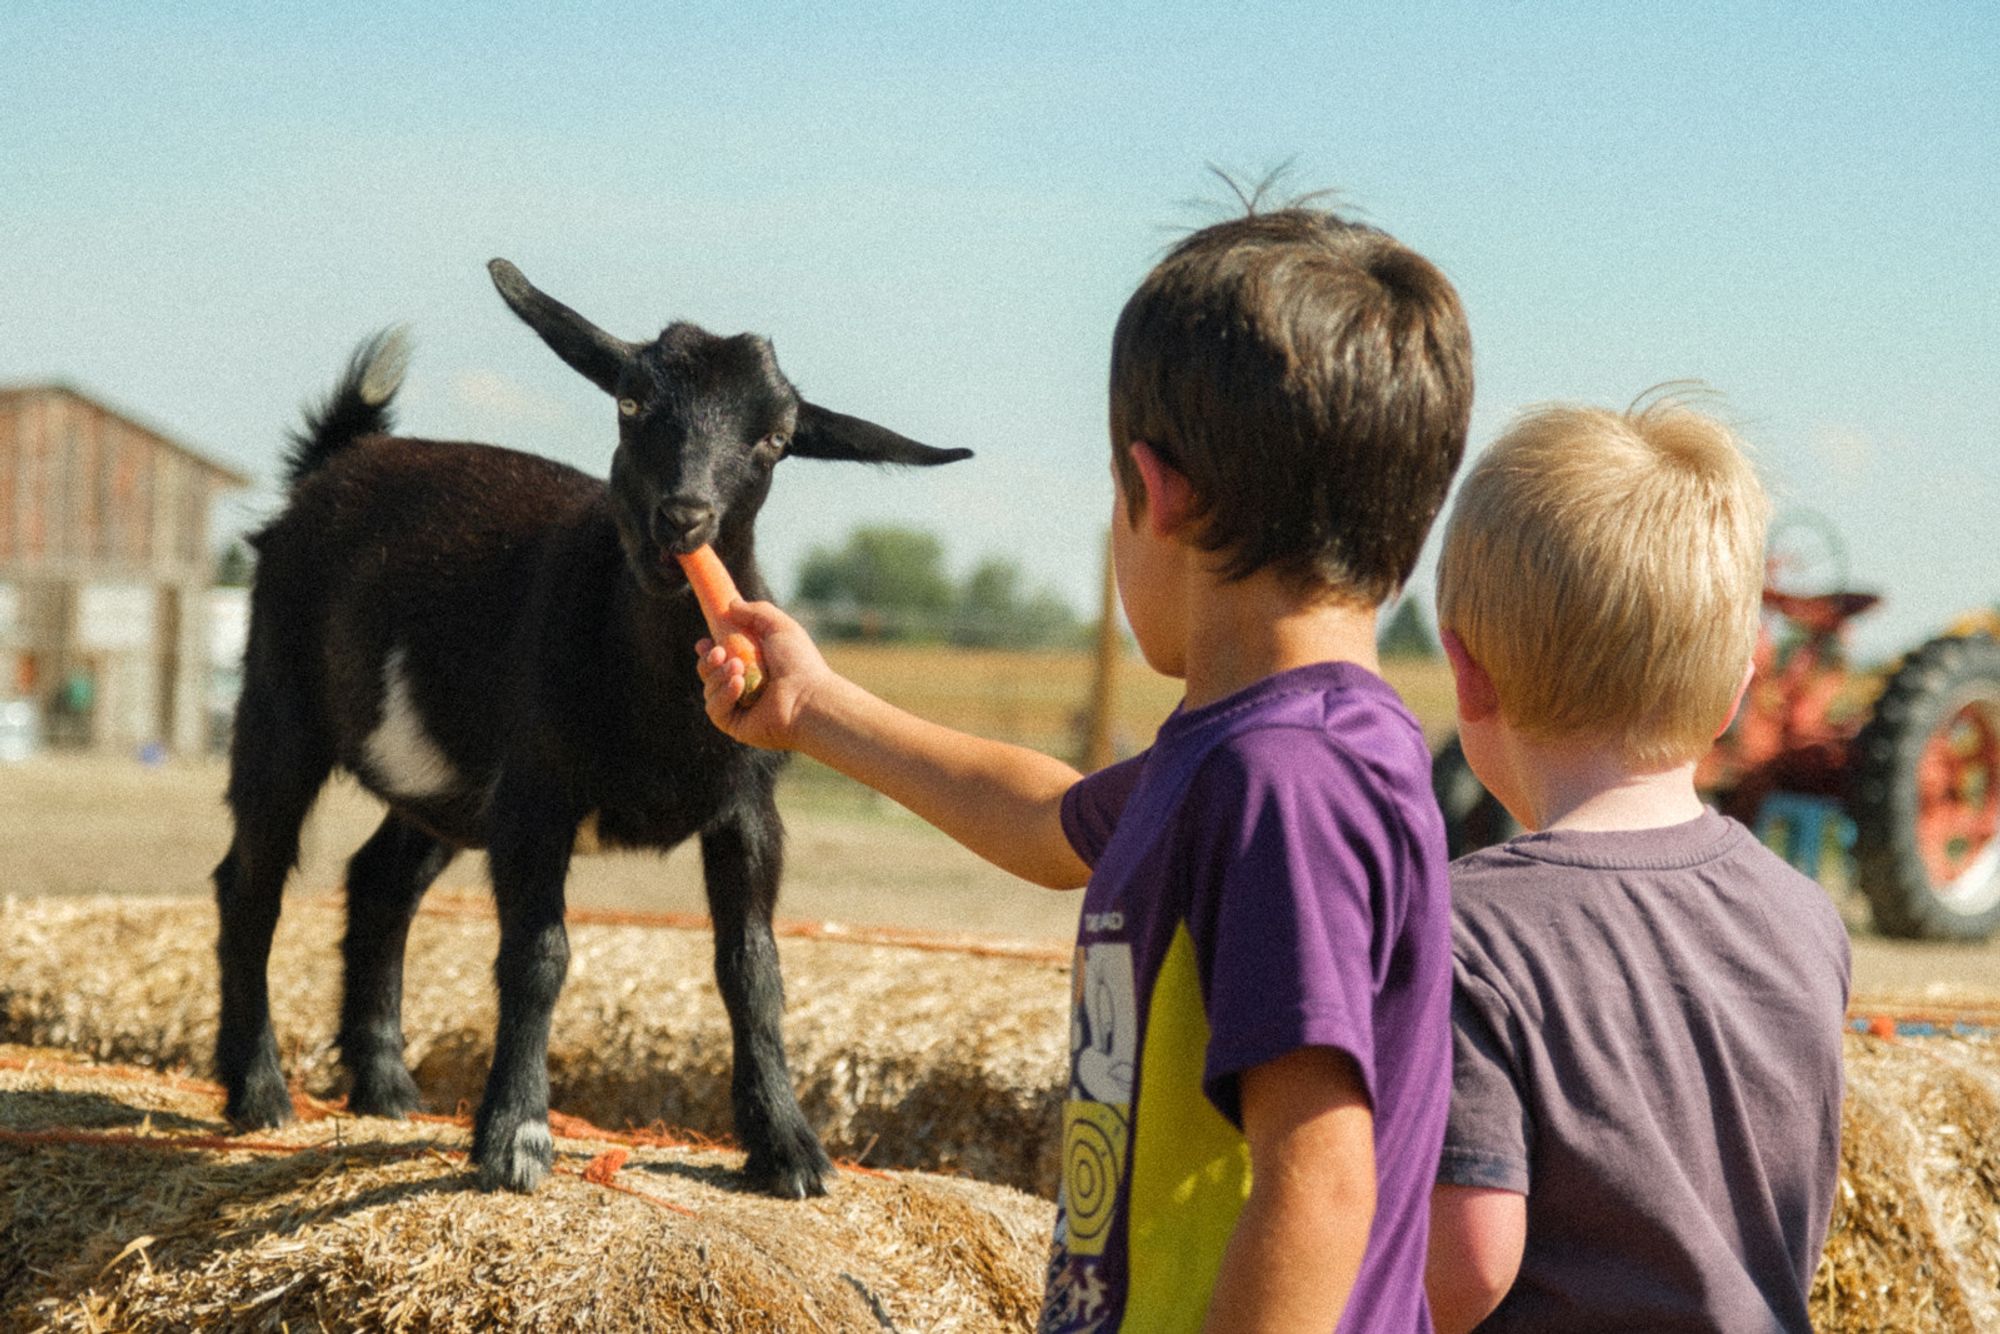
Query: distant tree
[[214, 540, 254, 588], [1378, 598, 1440, 660], [954, 558, 1023, 647], [959, 558, 1023, 625], [794, 529, 1084, 646], [954, 557, 1082, 649], [1009, 588, 1086, 649], [796, 525, 956, 639]]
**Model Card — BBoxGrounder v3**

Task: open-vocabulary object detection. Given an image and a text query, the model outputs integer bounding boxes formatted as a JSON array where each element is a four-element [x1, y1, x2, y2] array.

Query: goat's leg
[[701, 806, 833, 1198], [471, 791, 574, 1193], [214, 833, 302, 1128], [339, 813, 454, 1117], [213, 686, 330, 1129]]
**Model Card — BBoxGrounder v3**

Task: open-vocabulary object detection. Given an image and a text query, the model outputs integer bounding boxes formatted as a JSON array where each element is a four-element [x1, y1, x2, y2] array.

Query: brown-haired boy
[[1422, 401, 1850, 1332], [699, 205, 1472, 1331]]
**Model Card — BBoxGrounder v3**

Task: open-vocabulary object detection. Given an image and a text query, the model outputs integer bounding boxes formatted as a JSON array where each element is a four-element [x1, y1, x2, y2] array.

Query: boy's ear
[[1129, 441, 1196, 539], [1715, 657, 1757, 739], [1442, 629, 1501, 724]]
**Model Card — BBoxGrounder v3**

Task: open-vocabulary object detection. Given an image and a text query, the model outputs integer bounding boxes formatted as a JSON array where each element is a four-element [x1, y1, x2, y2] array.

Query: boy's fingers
[[716, 599, 791, 637], [702, 669, 744, 725], [696, 642, 755, 692], [696, 606, 786, 734]]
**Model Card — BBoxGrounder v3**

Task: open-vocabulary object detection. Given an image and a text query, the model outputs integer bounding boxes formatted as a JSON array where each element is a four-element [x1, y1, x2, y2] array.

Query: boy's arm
[[697, 600, 1091, 889], [1429, 965, 1532, 1332], [1203, 1047, 1375, 1333], [1425, 1184, 1525, 1333]]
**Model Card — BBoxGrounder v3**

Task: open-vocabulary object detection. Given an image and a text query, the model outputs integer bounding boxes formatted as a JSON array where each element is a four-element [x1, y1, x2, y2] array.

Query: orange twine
[[297, 890, 1072, 964], [581, 1147, 629, 1184]]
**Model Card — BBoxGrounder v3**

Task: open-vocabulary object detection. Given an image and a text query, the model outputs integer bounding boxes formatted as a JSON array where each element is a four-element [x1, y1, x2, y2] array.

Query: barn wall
[[0, 388, 242, 756], [0, 405, 15, 563]]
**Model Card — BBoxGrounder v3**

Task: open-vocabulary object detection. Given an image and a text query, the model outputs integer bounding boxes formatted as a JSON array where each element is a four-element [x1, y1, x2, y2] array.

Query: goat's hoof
[[473, 1114, 553, 1193], [346, 1062, 422, 1119], [743, 1133, 835, 1199], [224, 1068, 295, 1131]]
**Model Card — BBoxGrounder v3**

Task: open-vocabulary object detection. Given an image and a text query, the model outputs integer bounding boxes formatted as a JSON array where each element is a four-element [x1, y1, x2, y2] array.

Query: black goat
[[214, 259, 969, 1197]]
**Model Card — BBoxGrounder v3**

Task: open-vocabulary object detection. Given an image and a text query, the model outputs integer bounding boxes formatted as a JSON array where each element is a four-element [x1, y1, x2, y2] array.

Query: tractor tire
[[1432, 733, 1521, 860], [1849, 633, 2000, 941]]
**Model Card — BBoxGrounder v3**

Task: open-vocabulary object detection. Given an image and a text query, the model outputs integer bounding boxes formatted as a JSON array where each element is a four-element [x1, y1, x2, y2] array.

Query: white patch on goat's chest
[[363, 648, 464, 800]]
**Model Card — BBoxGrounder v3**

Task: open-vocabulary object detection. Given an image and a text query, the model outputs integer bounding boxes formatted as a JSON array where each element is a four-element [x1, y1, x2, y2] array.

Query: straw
[[1, 1043, 1052, 1332]]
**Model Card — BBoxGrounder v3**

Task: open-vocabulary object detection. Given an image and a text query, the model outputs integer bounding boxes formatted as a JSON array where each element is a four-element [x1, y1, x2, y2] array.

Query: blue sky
[[6, 1, 1995, 658]]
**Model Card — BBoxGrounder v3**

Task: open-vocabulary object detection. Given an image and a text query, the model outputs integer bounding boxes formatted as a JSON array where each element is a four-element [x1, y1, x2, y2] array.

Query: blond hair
[[1436, 395, 1769, 767]]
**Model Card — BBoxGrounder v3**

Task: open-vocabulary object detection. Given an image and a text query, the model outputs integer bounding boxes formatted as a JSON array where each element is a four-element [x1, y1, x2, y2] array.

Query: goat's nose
[[652, 499, 717, 552]]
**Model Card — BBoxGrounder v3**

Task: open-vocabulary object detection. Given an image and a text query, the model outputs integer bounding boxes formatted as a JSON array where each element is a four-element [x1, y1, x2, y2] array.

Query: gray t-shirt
[[1438, 810, 1849, 1333]]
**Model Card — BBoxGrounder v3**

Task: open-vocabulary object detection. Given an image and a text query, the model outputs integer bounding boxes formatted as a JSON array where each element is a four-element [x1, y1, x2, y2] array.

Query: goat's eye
[[617, 398, 640, 418], [759, 433, 789, 457]]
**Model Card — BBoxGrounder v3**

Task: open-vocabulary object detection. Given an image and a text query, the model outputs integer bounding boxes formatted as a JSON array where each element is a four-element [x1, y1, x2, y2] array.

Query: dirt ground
[[2, 752, 1997, 1002], [0, 754, 1086, 942]]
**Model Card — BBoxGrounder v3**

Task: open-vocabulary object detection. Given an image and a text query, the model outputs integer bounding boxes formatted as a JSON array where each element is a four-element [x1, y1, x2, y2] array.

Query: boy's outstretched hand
[[695, 600, 833, 752]]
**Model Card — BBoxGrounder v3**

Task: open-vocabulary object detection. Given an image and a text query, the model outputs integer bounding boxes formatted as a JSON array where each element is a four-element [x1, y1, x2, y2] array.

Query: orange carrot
[[675, 545, 766, 705]]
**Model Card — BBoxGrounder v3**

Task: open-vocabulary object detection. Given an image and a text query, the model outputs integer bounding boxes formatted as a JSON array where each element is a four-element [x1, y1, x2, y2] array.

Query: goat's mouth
[[610, 529, 695, 601], [621, 546, 697, 601], [656, 531, 713, 559], [612, 507, 711, 600]]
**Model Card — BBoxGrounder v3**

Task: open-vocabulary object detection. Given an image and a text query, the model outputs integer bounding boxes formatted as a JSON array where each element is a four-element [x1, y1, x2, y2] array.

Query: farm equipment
[[1432, 523, 2000, 942]]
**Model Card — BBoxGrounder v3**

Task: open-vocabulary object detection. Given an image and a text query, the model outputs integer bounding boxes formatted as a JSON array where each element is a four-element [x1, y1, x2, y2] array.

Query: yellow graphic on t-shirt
[[1125, 923, 1252, 1328], [1063, 939, 1138, 1260], [1062, 1098, 1129, 1257]]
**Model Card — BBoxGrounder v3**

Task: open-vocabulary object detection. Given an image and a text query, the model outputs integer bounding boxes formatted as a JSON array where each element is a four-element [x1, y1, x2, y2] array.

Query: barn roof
[[0, 382, 254, 488]]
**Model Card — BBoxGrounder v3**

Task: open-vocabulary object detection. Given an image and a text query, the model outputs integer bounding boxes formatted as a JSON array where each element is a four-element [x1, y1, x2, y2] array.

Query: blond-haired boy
[[1422, 400, 1850, 1333], [700, 205, 1472, 1331]]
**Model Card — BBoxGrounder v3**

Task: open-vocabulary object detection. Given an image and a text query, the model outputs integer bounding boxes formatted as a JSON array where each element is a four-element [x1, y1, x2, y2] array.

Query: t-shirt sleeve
[[1187, 731, 1404, 1128], [1436, 965, 1533, 1194], [1060, 750, 1149, 868]]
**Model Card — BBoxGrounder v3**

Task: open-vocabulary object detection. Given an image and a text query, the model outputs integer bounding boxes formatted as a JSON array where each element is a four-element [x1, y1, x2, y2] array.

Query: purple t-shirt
[[1039, 662, 1452, 1334], [1438, 812, 1850, 1333]]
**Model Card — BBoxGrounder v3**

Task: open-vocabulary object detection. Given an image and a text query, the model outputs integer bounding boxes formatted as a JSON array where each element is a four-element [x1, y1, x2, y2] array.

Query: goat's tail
[[283, 327, 412, 488]]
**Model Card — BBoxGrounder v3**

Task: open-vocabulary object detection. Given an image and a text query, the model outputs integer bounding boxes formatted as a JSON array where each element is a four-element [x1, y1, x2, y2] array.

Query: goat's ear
[[792, 401, 973, 466], [487, 259, 637, 397]]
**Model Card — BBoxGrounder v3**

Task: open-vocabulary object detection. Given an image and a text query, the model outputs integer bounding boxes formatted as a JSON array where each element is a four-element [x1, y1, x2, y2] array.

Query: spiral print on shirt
[[1062, 1099, 1130, 1257]]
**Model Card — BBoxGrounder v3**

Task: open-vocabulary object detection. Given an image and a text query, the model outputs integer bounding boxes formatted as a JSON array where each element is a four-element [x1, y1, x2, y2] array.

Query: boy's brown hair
[[1109, 206, 1472, 605], [1436, 397, 1770, 767]]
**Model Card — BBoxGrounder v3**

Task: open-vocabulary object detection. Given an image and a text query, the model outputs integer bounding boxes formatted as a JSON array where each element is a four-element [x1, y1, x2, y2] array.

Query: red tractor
[[1432, 523, 2000, 941]]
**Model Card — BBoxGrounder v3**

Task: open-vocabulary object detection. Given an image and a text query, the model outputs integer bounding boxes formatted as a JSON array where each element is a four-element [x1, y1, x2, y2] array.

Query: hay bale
[[1811, 1032, 2000, 1333], [0, 1044, 1053, 1332], [0, 894, 1070, 1195], [11, 896, 2000, 1332]]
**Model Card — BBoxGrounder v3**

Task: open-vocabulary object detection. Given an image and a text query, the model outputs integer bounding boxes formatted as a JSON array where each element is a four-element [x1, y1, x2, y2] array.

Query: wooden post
[[1084, 527, 1120, 772]]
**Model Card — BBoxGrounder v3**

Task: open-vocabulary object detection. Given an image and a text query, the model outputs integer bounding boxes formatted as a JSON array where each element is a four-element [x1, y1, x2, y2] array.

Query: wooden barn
[[0, 383, 249, 756]]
